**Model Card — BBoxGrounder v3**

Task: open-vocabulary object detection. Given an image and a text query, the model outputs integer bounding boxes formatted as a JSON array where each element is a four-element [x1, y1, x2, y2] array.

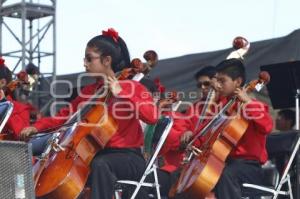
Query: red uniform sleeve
[[243, 100, 273, 135], [33, 107, 72, 132], [5, 101, 31, 139], [181, 100, 208, 149], [33, 84, 95, 131], [160, 113, 193, 155], [117, 80, 158, 124]]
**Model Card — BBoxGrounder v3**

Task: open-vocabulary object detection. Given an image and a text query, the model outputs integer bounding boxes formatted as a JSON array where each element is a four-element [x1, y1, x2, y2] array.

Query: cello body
[[34, 92, 118, 199], [172, 115, 248, 198], [170, 71, 270, 199]]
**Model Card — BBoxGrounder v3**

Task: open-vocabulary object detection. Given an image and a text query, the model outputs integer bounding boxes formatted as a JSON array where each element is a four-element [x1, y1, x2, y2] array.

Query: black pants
[[145, 169, 181, 198], [89, 148, 147, 199], [214, 158, 264, 199]]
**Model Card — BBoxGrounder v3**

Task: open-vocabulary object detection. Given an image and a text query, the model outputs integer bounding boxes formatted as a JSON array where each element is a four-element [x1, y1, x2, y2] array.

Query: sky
[[1, 0, 300, 75]]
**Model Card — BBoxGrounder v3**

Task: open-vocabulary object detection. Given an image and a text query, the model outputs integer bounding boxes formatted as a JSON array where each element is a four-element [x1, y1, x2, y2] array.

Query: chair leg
[[273, 136, 300, 199], [287, 175, 293, 199], [118, 165, 162, 199], [153, 165, 161, 199], [114, 189, 122, 199], [129, 168, 152, 199]]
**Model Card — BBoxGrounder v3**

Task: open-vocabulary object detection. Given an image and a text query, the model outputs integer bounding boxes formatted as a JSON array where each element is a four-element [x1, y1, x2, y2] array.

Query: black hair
[[87, 35, 130, 73], [194, 66, 216, 80], [278, 109, 296, 127], [0, 65, 12, 84], [140, 77, 158, 94], [26, 62, 39, 75], [215, 58, 246, 86]]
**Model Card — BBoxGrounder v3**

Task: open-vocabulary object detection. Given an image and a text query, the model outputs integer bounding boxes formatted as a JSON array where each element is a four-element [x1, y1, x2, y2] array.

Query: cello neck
[[193, 88, 215, 132], [188, 96, 236, 146], [66, 85, 106, 124]]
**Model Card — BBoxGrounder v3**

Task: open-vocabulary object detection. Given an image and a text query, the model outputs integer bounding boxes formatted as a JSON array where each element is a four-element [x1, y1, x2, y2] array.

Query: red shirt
[[159, 111, 192, 173], [228, 99, 273, 163], [33, 80, 158, 148], [188, 97, 273, 164], [2, 96, 31, 140], [185, 100, 211, 146]]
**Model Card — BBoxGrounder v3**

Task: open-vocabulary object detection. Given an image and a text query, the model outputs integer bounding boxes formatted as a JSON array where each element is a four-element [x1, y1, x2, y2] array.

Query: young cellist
[[0, 57, 32, 140], [181, 66, 218, 148], [212, 58, 273, 199], [20, 28, 158, 199], [176, 58, 273, 199]]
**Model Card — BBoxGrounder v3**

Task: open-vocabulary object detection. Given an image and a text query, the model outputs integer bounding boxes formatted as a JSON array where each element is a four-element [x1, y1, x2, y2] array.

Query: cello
[[32, 68, 135, 199], [33, 49, 159, 199], [193, 36, 250, 135], [170, 71, 270, 199]]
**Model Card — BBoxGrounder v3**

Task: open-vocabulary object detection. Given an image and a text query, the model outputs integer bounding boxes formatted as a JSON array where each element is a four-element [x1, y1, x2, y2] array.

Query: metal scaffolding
[[0, 0, 56, 111]]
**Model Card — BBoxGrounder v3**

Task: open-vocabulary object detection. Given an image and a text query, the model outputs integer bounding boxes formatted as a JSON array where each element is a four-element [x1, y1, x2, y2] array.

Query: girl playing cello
[[20, 28, 158, 199]]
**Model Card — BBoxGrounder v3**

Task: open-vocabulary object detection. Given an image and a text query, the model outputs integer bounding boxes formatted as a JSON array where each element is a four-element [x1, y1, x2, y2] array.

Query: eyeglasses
[[197, 81, 211, 88], [83, 55, 100, 63]]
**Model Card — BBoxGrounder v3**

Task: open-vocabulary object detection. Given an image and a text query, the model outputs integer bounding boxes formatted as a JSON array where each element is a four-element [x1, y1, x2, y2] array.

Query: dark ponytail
[[86, 29, 130, 73], [0, 58, 12, 83]]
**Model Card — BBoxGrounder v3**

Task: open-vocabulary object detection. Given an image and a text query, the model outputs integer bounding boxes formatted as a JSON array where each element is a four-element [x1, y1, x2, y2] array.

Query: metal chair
[[242, 132, 300, 199], [0, 101, 14, 133], [115, 116, 174, 199]]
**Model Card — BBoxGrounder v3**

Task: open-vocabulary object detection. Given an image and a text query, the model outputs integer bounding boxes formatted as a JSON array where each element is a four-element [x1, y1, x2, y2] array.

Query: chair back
[[0, 101, 14, 133]]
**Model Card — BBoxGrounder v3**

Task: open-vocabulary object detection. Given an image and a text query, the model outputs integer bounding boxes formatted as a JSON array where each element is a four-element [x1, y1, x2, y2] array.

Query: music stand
[[261, 61, 300, 199], [260, 61, 300, 129]]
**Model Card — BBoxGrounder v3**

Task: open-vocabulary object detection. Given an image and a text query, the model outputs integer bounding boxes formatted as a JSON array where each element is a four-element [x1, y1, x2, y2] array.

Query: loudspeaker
[[0, 141, 35, 199]]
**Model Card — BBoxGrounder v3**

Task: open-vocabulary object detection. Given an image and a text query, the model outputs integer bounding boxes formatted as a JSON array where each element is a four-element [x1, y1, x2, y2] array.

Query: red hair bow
[[0, 57, 5, 66], [102, 28, 119, 43], [154, 78, 165, 94]]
